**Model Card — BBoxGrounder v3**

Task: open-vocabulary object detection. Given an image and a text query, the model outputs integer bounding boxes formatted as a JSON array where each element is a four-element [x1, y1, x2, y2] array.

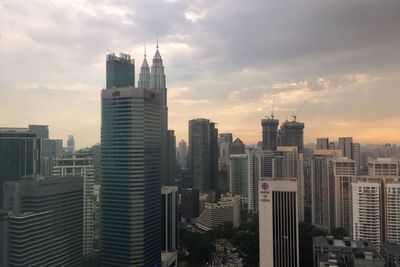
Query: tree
[[299, 223, 327, 267], [332, 227, 347, 239]]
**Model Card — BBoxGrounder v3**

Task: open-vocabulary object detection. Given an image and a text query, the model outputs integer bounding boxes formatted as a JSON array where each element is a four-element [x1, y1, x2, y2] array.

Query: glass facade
[[101, 87, 162, 266]]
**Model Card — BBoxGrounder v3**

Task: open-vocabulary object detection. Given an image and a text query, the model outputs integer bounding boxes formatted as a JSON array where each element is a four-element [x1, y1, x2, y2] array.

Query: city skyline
[[1, 0, 400, 148]]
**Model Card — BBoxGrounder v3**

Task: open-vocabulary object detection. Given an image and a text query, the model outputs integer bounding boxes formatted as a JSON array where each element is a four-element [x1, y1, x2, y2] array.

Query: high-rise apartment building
[[188, 118, 218, 192], [383, 178, 400, 244], [352, 179, 382, 249], [52, 152, 95, 256], [262, 118, 279, 151], [311, 149, 343, 231], [339, 137, 353, 158], [368, 158, 399, 176], [259, 178, 299, 267], [278, 120, 305, 153], [101, 50, 163, 266], [1, 176, 83, 266], [0, 128, 41, 208]]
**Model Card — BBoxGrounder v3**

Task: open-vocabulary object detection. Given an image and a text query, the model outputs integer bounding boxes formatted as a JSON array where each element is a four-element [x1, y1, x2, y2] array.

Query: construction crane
[[291, 101, 306, 122], [266, 98, 276, 119]]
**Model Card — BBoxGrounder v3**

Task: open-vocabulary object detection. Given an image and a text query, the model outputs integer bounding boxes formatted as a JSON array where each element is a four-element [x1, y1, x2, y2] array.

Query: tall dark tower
[[106, 53, 135, 89], [101, 53, 162, 266], [262, 118, 279, 151]]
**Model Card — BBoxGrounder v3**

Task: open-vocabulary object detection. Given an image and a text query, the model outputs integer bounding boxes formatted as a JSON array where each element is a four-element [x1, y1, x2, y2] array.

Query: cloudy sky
[[1, 0, 400, 148]]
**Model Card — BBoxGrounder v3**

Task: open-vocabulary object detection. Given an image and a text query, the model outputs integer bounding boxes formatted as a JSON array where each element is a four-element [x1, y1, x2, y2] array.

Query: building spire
[[144, 42, 147, 58], [156, 33, 159, 49]]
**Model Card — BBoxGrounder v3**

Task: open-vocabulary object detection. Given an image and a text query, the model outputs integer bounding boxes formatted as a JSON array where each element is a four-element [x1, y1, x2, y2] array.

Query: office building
[[313, 236, 384, 267], [230, 138, 245, 154], [316, 138, 329, 150], [229, 153, 248, 208], [262, 118, 279, 151], [1, 176, 83, 267], [52, 152, 95, 256], [161, 187, 178, 267], [247, 148, 259, 214], [177, 140, 188, 169], [66, 134, 75, 153], [278, 119, 305, 153], [0, 128, 40, 208], [259, 178, 299, 267], [106, 52, 135, 89], [219, 133, 233, 160], [188, 118, 218, 192], [196, 195, 241, 231], [28, 124, 49, 139], [41, 138, 63, 176], [180, 188, 199, 222], [338, 137, 361, 175], [101, 50, 163, 265], [166, 130, 177, 186]]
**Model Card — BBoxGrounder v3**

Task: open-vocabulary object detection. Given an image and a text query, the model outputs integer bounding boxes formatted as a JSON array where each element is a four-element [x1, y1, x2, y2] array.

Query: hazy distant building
[[278, 120, 305, 153], [338, 137, 361, 175], [259, 178, 299, 267], [230, 138, 245, 154], [41, 138, 63, 176], [368, 158, 399, 176], [316, 138, 329, 150], [66, 135, 75, 153], [0, 129, 41, 208], [106, 52, 135, 89], [1, 176, 83, 267], [52, 152, 95, 256], [262, 118, 279, 151], [177, 140, 188, 169], [188, 118, 218, 192], [219, 133, 233, 160]]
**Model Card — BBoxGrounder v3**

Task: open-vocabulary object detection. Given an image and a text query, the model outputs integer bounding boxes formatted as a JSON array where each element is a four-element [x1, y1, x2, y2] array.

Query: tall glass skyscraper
[[106, 53, 135, 89], [101, 51, 163, 266]]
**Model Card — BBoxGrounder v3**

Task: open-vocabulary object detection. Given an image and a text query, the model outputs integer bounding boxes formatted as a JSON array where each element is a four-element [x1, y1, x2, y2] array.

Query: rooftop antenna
[[156, 32, 159, 49]]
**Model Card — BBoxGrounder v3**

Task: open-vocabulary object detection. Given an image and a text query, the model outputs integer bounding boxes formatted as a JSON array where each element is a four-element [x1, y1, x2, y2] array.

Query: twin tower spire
[[138, 42, 165, 90]]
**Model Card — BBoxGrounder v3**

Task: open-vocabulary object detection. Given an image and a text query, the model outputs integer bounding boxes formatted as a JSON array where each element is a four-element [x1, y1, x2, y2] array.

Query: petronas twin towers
[[101, 44, 169, 266]]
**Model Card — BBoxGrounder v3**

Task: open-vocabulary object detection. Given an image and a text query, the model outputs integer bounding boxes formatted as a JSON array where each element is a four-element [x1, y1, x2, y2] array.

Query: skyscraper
[[180, 188, 200, 223], [278, 120, 305, 153], [229, 153, 248, 207], [166, 130, 177, 185], [1, 176, 83, 266], [0, 128, 41, 208], [101, 52, 163, 266], [262, 118, 279, 151], [52, 152, 95, 256], [161, 186, 178, 252], [66, 134, 75, 153], [219, 133, 233, 160], [230, 138, 245, 154], [28, 124, 49, 139], [316, 138, 329, 150], [259, 178, 299, 267], [188, 118, 218, 192], [339, 137, 353, 158], [177, 140, 188, 169], [106, 53, 135, 89]]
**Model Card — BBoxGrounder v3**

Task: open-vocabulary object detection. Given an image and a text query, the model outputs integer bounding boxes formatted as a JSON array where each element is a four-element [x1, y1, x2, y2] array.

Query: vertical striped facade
[[259, 178, 299, 267], [100, 87, 162, 266]]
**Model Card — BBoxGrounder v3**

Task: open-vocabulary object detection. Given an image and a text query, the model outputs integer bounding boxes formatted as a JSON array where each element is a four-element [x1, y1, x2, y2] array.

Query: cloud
[[0, 0, 399, 147]]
